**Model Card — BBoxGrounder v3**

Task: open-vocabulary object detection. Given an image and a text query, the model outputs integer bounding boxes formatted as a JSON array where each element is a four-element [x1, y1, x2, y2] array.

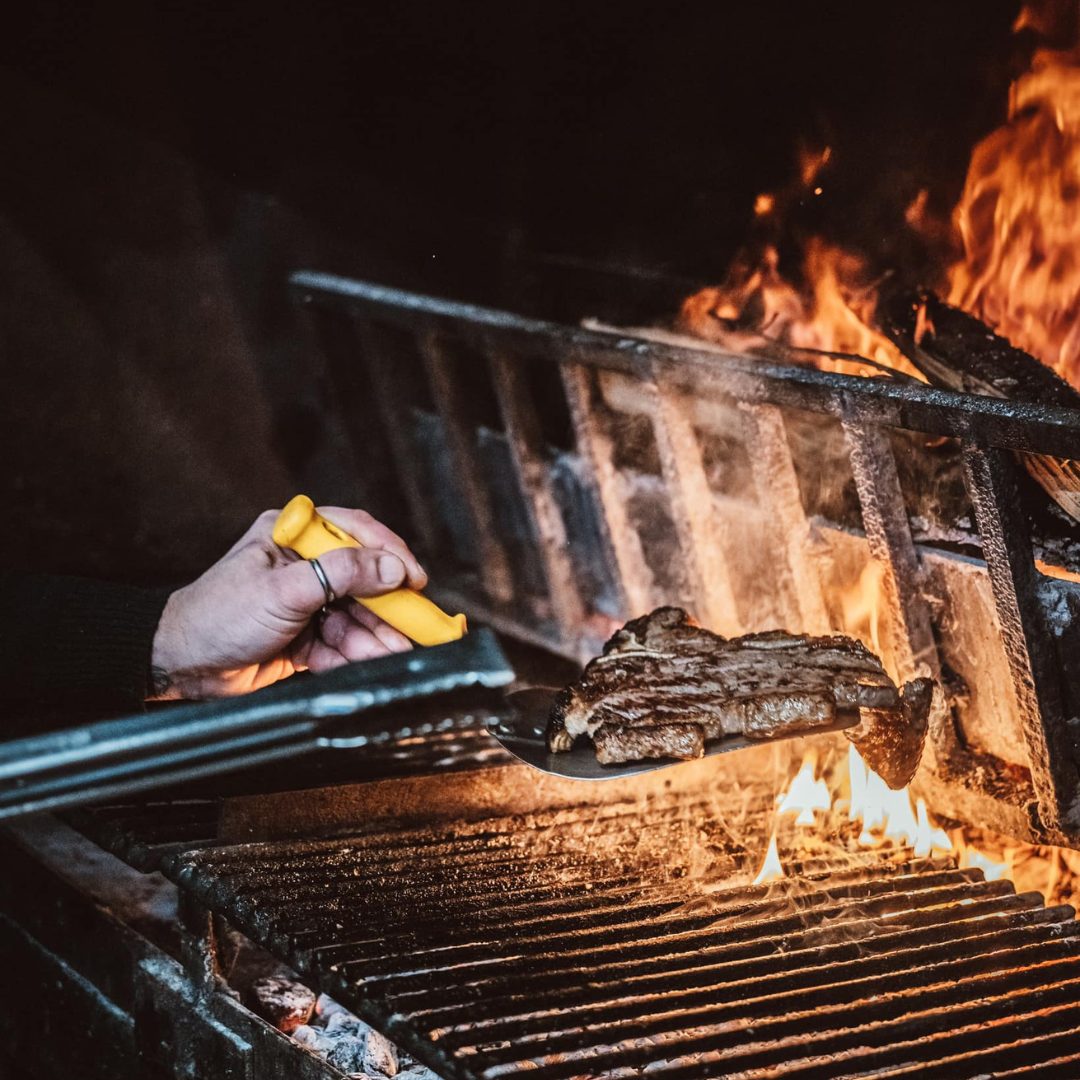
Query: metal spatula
[[488, 688, 860, 781]]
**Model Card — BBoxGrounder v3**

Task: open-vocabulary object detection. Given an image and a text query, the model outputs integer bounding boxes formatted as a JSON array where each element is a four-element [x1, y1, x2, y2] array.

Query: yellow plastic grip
[[271, 495, 467, 647]]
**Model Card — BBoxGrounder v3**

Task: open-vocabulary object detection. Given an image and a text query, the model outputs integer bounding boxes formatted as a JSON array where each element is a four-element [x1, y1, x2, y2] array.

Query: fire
[[775, 747, 831, 825], [948, 5, 1080, 387], [757, 740, 1080, 906], [837, 560, 886, 661], [753, 828, 785, 885], [681, 6, 1080, 392], [680, 238, 924, 381], [677, 140, 924, 382]]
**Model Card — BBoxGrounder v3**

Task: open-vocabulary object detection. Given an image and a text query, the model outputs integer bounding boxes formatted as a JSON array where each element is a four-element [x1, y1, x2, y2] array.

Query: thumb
[[274, 547, 406, 617]]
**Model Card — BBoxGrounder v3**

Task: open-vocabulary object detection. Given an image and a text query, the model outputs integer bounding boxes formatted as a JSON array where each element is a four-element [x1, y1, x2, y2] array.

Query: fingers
[[291, 606, 412, 674], [305, 637, 352, 674], [273, 545, 408, 617], [319, 608, 402, 662], [319, 507, 427, 589], [345, 599, 413, 653]]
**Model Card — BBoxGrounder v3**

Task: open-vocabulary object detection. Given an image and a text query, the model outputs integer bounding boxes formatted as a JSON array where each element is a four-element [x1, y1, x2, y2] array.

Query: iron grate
[[78, 788, 1080, 1079]]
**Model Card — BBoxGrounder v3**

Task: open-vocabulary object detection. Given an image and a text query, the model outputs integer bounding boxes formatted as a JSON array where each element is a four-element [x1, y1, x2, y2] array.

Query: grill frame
[[289, 270, 1080, 843], [72, 782, 1080, 1080]]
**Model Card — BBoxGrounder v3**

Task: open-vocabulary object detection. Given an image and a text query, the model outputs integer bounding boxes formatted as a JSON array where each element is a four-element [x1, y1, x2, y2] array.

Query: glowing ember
[[753, 828, 785, 885], [775, 749, 831, 825]]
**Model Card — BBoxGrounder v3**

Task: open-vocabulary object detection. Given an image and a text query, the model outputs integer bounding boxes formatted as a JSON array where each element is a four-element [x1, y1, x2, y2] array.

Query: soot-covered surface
[[74, 781, 1080, 1080]]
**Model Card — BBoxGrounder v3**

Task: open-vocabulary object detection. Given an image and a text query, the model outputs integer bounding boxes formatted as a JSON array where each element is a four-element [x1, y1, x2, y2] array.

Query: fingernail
[[378, 554, 404, 585]]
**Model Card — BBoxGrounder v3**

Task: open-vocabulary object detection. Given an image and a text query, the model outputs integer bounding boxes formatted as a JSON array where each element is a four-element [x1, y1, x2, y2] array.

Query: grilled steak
[[548, 607, 931, 788]]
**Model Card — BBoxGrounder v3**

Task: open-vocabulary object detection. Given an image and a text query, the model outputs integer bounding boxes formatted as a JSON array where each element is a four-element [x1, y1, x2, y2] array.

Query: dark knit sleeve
[[0, 573, 174, 720]]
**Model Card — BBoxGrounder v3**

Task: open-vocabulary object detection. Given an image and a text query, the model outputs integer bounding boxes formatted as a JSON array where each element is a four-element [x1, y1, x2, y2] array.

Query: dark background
[[0, 0, 1029, 584]]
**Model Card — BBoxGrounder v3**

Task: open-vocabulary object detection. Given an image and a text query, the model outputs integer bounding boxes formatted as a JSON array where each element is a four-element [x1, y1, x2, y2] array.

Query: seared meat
[[548, 607, 931, 788], [594, 723, 704, 764]]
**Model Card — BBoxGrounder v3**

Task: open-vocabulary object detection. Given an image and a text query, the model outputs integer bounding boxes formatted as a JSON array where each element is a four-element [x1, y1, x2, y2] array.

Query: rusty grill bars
[[76, 786, 1080, 1080], [289, 270, 1080, 842]]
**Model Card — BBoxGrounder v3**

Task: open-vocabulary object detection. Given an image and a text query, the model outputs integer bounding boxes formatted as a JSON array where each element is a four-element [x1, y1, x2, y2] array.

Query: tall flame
[[948, 7, 1080, 386], [775, 747, 832, 825], [682, 5, 1080, 391]]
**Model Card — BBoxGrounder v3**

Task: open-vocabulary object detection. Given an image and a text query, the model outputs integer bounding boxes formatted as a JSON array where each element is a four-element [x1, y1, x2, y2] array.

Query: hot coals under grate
[[76, 786, 1080, 1079]]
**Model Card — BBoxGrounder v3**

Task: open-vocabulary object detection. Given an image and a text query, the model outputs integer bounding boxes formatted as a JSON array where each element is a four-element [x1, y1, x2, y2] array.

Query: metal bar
[[844, 420, 966, 778], [351, 318, 442, 554], [559, 361, 654, 618], [416, 331, 515, 606], [645, 371, 741, 635], [289, 272, 1080, 460], [962, 444, 1080, 830], [740, 403, 831, 634], [419, 911, 1066, 1038], [0, 631, 513, 819], [485, 348, 587, 646], [99, 784, 1080, 1080], [842, 421, 942, 685]]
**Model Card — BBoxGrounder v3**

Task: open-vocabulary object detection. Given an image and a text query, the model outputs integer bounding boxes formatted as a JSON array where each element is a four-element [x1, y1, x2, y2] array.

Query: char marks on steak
[[548, 607, 931, 789]]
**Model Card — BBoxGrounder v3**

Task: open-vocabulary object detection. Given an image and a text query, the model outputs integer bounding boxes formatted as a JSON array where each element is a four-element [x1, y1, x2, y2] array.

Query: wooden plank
[[962, 444, 1078, 830], [486, 348, 587, 645], [352, 319, 441, 554], [417, 331, 515, 606], [559, 362, 654, 619], [645, 369, 742, 637], [740, 403, 831, 635]]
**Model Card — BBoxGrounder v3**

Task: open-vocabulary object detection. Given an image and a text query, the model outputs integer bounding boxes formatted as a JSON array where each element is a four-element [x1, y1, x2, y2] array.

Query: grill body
[[291, 272, 1080, 844], [72, 767, 1080, 1080]]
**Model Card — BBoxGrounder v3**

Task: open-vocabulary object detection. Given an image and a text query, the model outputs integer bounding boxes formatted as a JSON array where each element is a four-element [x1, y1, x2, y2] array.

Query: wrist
[[149, 588, 196, 700]]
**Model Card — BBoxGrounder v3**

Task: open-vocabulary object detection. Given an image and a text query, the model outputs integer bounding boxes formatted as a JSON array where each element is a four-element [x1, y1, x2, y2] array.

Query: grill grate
[[77, 788, 1080, 1079]]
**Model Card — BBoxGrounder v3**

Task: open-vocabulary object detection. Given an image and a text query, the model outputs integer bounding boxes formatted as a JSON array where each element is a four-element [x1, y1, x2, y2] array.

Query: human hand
[[149, 507, 427, 699]]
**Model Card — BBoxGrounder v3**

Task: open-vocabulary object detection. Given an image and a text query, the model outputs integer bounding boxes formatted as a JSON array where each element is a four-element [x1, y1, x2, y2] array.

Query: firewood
[[878, 287, 1080, 522]]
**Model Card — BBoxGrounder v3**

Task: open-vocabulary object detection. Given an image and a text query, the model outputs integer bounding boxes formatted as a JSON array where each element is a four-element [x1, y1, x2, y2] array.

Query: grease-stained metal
[[74, 787, 1080, 1080], [0, 629, 513, 818], [290, 270, 1080, 840]]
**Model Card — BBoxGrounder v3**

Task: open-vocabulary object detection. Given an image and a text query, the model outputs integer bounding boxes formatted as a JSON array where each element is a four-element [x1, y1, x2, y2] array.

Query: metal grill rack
[[290, 271, 1080, 844], [76, 788, 1080, 1080]]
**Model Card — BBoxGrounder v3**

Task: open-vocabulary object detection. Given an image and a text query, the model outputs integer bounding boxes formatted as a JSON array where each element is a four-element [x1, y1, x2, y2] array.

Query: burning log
[[879, 287, 1080, 522]]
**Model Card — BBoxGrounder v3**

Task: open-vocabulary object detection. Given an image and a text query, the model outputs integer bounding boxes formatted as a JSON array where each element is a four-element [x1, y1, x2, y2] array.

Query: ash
[[292, 994, 443, 1080]]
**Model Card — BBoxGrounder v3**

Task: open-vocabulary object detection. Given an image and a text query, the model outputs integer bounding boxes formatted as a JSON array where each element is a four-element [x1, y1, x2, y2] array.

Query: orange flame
[[948, 6, 1080, 387], [753, 828, 785, 884], [775, 747, 831, 825], [681, 238, 923, 380]]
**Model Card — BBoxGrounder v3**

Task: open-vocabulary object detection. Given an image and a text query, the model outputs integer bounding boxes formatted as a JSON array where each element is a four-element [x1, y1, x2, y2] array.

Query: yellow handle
[[271, 495, 467, 647]]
